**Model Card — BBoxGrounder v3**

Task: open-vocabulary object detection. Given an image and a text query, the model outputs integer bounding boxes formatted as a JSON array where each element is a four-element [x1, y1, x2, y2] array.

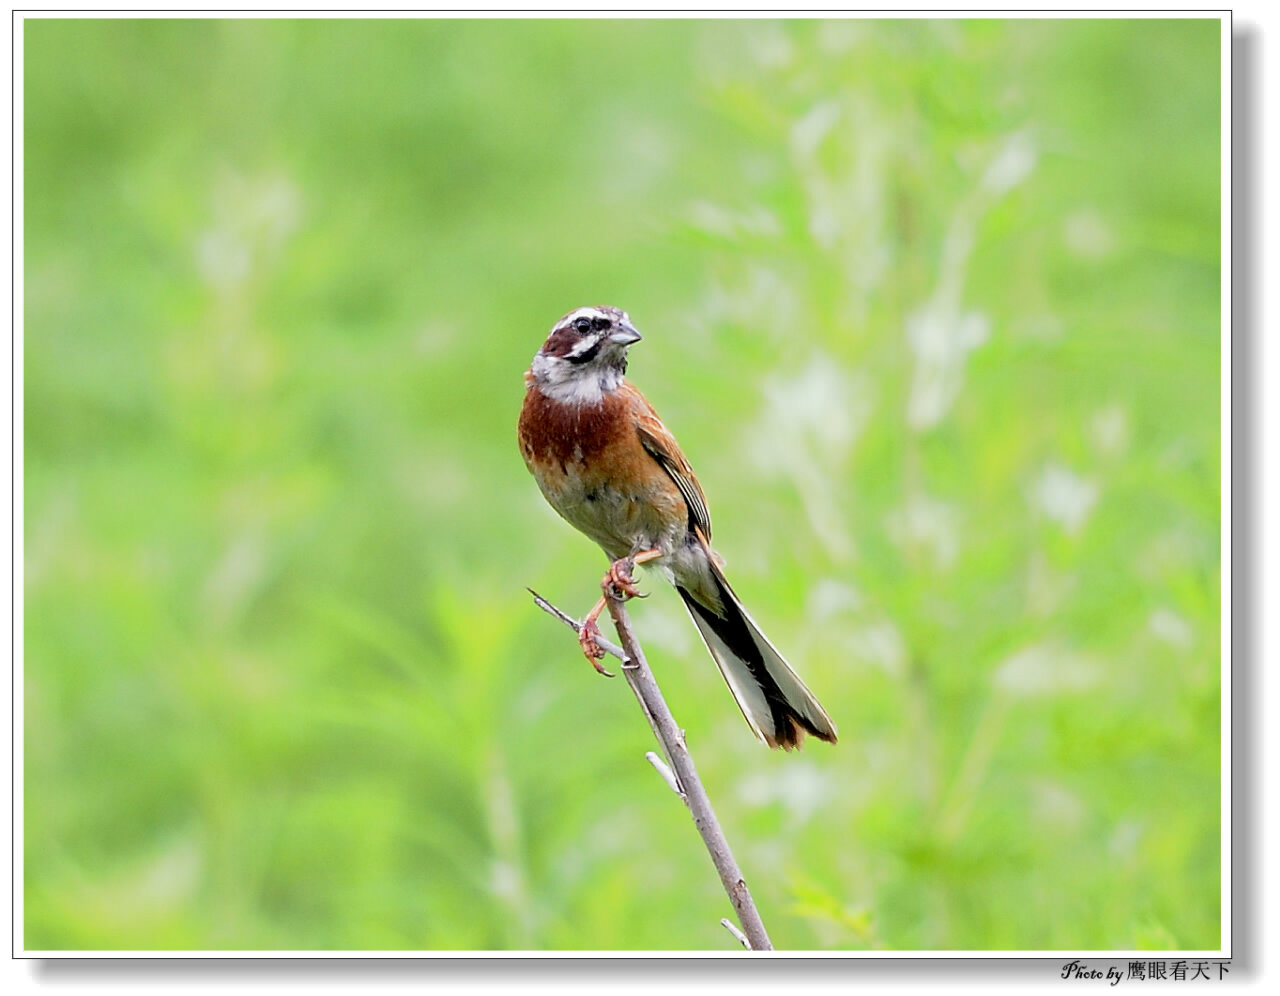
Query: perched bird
[[517, 305, 837, 749]]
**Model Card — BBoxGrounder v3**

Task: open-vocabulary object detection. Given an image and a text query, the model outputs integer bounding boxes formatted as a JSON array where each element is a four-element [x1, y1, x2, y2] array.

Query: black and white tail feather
[[677, 541, 837, 750]]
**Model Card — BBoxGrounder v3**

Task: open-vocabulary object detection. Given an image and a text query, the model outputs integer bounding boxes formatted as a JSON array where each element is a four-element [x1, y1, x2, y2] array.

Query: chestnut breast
[[518, 381, 688, 560]]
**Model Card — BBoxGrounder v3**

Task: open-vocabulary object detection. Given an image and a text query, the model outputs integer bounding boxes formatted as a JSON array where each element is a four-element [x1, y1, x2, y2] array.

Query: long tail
[[677, 560, 837, 750]]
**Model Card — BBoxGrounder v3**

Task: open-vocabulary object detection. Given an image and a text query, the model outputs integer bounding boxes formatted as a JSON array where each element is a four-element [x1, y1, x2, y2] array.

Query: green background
[[24, 18, 1221, 951]]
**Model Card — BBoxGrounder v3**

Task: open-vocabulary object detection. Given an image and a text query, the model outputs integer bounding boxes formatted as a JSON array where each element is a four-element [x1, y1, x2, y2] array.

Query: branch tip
[[720, 918, 751, 950], [528, 588, 630, 664], [645, 750, 686, 800]]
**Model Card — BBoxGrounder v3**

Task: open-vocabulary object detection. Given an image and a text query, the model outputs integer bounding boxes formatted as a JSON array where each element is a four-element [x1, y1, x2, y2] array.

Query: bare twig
[[645, 751, 685, 800], [720, 917, 751, 950], [528, 586, 774, 952], [528, 588, 626, 676]]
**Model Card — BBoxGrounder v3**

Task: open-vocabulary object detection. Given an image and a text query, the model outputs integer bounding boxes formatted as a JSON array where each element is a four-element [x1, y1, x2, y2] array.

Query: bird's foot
[[577, 615, 614, 677], [603, 553, 655, 601]]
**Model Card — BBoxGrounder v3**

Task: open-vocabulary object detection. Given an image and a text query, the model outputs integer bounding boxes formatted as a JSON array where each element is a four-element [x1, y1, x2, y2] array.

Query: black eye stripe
[[566, 339, 603, 365], [592, 316, 611, 331]]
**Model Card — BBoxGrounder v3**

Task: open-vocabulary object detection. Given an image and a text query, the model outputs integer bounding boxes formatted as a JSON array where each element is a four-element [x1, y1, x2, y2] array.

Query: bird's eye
[[592, 316, 611, 331], [573, 317, 592, 333]]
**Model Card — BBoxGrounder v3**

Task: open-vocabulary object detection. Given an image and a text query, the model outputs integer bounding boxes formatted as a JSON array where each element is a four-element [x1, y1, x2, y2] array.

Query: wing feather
[[635, 410, 713, 540]]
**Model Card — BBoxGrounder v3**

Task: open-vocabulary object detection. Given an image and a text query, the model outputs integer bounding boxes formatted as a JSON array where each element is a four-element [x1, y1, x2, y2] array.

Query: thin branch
[[603, 593, 775, 951], [529, 585, 774, 952], [528, 588, 626, 676], [645, 751, 685, 800], [720, 918, 751, 950]]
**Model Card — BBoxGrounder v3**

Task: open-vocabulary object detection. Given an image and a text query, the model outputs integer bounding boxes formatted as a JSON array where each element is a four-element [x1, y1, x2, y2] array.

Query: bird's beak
[[610, 320, 642, 346]]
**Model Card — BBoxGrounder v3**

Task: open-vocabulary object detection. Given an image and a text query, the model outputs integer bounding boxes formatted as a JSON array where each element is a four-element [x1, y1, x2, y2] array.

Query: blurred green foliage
[[24, 18, 1220, 951]]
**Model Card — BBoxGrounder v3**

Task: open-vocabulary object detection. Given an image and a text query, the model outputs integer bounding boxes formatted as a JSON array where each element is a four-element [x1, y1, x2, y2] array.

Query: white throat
[[531, 353, 623, 405]]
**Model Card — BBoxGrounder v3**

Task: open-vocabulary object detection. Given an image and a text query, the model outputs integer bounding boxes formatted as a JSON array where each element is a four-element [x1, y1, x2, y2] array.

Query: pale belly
[[534, 464, 722, 611], [537, 468, 686, 564]]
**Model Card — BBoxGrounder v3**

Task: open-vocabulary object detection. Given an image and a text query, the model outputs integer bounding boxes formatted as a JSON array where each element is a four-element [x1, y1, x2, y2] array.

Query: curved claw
[[578, 618, 615, 678], [603, 558, 645, 601]]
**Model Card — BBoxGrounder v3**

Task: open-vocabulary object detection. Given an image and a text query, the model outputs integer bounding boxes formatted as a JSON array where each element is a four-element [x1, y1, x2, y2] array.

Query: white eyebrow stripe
[[562, 306, 615, 326]]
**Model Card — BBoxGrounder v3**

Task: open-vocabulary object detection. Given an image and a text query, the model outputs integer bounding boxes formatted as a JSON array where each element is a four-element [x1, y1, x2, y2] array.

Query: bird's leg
[[578, 548, 663, 673]]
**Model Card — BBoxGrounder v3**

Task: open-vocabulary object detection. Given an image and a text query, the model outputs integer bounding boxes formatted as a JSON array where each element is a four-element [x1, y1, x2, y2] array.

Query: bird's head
[[529, 305, 643, 404]]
